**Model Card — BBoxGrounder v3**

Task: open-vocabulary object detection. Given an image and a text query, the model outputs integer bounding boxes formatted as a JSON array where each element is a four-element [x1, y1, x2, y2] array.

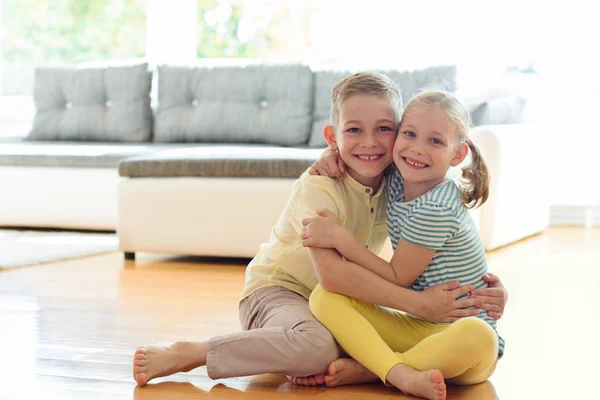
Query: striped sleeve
[[386, 168, 403, 200], [400, 201, 458, 249]]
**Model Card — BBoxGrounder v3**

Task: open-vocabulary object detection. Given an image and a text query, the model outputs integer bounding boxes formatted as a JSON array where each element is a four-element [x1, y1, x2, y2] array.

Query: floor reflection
[[133, 377, 498, 399]]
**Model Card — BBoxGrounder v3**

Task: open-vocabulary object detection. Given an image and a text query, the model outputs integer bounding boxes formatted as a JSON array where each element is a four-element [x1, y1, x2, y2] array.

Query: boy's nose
[[362, 134, 377, 147]]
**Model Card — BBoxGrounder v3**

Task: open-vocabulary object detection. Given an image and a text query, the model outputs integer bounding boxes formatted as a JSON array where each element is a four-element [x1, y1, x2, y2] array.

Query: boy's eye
[[347, 128, 360, 133], [378, 126, 393, 131]]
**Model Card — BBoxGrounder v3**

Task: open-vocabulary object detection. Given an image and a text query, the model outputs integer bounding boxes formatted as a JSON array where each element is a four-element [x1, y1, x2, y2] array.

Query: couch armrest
[[468, 123, 550, 250]]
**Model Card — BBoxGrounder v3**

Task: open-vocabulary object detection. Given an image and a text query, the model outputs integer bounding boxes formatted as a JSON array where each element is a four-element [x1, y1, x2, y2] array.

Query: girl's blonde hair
[[403, 90, 490, 209], [331, 72, 402, 128]]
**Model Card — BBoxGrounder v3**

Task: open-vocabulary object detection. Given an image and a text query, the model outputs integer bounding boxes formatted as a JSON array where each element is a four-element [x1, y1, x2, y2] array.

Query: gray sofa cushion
[[308, 65, 458, 147], [0, 141, 191, 169], [119, 145, 323, 178], [153, 64, 313, 146], [27, 62, 152, 142], [471, 96, 527, 126]]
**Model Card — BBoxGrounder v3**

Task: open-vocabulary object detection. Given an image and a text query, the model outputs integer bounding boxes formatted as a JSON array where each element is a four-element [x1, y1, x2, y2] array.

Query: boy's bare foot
[[287, 358, 378, 387], [133, 341, 208, 386], [386, 363, 446, 400], [286, 373, 326, 386], [324, 358, 379, 387]]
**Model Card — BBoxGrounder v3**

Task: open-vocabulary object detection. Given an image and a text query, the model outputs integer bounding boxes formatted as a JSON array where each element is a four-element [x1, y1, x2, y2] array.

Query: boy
[[132, 72, 506, 387]]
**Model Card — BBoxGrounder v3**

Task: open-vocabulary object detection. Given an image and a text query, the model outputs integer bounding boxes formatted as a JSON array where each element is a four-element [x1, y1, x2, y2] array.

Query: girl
[[301, 90, 503, 400]]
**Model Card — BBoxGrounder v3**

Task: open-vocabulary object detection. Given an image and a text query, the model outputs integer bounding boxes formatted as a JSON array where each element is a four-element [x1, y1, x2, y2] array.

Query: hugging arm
[[302, 209, 436, 288], [307, 147, 346, 179], [309, 247, 482, 324]]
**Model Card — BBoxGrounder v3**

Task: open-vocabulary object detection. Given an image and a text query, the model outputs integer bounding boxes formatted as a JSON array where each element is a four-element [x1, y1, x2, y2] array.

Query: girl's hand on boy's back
[[301, 209, 346, 250], [308, 147, 346, 179]]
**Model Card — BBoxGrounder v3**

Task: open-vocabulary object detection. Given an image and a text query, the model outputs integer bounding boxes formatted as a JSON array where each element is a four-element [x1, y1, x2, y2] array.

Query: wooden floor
[[1, 226, 598, 399]]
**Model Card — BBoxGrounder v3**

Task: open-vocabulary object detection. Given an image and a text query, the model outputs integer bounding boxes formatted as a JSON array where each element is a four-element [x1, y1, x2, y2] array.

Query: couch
[[0, 61, 549, 258]]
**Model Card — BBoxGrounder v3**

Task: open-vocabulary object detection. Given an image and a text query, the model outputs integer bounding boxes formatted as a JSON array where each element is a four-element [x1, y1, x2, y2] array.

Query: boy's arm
[[309, 247, 481, 323]]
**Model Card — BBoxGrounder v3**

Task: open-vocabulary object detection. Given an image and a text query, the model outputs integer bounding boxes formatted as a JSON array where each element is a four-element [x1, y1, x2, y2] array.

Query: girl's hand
[[308, 148, 346, 179], [301, 209, 343, 249], [470, 273, 508, 320]]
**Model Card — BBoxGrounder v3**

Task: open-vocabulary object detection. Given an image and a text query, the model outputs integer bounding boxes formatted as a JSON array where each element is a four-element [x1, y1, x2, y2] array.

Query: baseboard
[[550, 205, 600, 226]]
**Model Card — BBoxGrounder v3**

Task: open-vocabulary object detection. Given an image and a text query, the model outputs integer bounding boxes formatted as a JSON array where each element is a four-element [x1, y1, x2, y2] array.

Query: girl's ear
[[450, 143, 469, 167], [324, 125, 338, 151]]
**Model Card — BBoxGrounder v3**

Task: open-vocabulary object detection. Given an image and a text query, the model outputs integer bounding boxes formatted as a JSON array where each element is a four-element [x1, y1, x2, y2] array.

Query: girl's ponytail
[[460, 140, 490, 209]]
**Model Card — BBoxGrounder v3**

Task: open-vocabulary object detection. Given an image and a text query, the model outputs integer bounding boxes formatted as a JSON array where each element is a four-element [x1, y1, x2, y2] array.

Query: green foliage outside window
[[197, 1, 258, 58], [1, 0, 146, 95]]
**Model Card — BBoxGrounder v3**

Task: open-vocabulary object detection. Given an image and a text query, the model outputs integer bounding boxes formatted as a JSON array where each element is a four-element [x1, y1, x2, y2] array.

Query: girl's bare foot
[[133, 341, 208, 386], [324, 358, 379, 387], [386, 363, 446, 400]]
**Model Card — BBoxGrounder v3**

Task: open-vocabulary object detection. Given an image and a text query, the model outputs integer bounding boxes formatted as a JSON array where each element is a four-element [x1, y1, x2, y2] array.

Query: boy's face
[[325, 94, 397, 189]]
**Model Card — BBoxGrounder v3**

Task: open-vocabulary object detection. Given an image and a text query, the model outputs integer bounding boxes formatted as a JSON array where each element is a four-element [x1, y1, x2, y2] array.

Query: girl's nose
[[411, 146, 425, 156]]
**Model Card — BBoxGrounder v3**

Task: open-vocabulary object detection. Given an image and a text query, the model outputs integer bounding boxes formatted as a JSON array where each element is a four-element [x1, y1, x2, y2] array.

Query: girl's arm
[[302, 209, 433, 287], [308, 247, 482, 323], [307, 147, 346, 179]]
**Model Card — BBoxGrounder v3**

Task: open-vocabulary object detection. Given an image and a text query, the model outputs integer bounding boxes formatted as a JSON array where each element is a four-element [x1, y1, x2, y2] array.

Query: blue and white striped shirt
[[386, 169, 504, 356]]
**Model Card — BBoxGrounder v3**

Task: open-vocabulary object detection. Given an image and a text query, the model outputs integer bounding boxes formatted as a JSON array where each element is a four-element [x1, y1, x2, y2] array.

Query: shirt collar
[[343, 171, 386, 199]]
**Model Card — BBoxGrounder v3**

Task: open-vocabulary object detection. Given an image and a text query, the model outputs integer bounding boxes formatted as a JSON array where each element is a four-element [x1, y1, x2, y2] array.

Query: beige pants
[[207, 285, 340, 379]]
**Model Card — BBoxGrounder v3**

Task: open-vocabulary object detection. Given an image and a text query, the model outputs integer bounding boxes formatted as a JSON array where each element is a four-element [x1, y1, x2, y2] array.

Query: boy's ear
[[450, 143, 469, 167], [323, 125, 338, 151]]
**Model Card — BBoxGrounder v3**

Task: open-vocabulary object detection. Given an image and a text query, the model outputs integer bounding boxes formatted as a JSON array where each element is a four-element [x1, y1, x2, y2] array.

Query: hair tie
[[466, 139, 473, 147]]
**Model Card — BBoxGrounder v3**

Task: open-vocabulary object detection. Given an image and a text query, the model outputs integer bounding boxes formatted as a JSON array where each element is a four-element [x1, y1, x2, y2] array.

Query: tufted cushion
[[119, 145, 323, 178], [153, 64, 313, 146], [308, 65, 457, 147], [27, 62, 152, 142]]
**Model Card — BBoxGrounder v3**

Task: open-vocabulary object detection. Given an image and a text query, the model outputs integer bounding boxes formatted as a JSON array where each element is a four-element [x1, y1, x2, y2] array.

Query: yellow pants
[[309, 285, 499, 385]]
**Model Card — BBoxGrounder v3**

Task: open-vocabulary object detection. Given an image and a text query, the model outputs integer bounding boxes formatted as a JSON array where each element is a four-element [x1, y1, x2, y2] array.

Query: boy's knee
[[289, 321, 340, 376], [299, 331, 339, 376]]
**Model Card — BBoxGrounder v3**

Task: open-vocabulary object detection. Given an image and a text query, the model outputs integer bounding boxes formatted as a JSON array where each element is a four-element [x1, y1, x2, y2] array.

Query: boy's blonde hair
[[403, 90, 490, 209], [330, 72, 402, 128]]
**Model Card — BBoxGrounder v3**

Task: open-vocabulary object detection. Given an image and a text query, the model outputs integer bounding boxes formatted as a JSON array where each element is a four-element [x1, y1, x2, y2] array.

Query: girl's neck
[[403, 177, 446, 202]]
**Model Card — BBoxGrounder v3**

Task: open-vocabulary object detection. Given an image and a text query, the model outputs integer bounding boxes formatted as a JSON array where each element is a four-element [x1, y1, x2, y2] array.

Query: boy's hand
[[308, 148, 345, 179], [416, 281, 483, 323], [301, 209, 343, 249], [470, 273, 508, 320]]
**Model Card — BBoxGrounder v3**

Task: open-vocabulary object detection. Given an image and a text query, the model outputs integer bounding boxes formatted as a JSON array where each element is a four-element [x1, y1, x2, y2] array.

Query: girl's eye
[[403, 131, 415, 137], [430, 138, 444, 145]]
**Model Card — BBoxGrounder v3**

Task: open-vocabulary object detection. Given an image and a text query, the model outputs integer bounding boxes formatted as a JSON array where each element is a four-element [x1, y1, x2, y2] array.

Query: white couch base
[[0, 166, 120, 230], [118, 177, 297, 258], [469, 124, 550, 250]]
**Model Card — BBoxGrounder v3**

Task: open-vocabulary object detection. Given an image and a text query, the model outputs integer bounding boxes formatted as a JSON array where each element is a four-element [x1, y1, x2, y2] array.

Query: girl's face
[[393, 105, 466, 190]]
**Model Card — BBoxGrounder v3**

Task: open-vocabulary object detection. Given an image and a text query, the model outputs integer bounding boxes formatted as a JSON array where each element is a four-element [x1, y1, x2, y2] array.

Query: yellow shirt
[[241, 171, 389, 300]]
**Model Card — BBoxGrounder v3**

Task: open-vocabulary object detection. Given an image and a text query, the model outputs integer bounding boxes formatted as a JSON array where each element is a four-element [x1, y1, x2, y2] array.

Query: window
[[1, 0, 146, 96]]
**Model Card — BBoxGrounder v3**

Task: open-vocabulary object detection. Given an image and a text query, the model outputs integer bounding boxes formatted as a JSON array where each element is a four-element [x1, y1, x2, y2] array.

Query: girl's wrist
[[334, 227, 353, 254]]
